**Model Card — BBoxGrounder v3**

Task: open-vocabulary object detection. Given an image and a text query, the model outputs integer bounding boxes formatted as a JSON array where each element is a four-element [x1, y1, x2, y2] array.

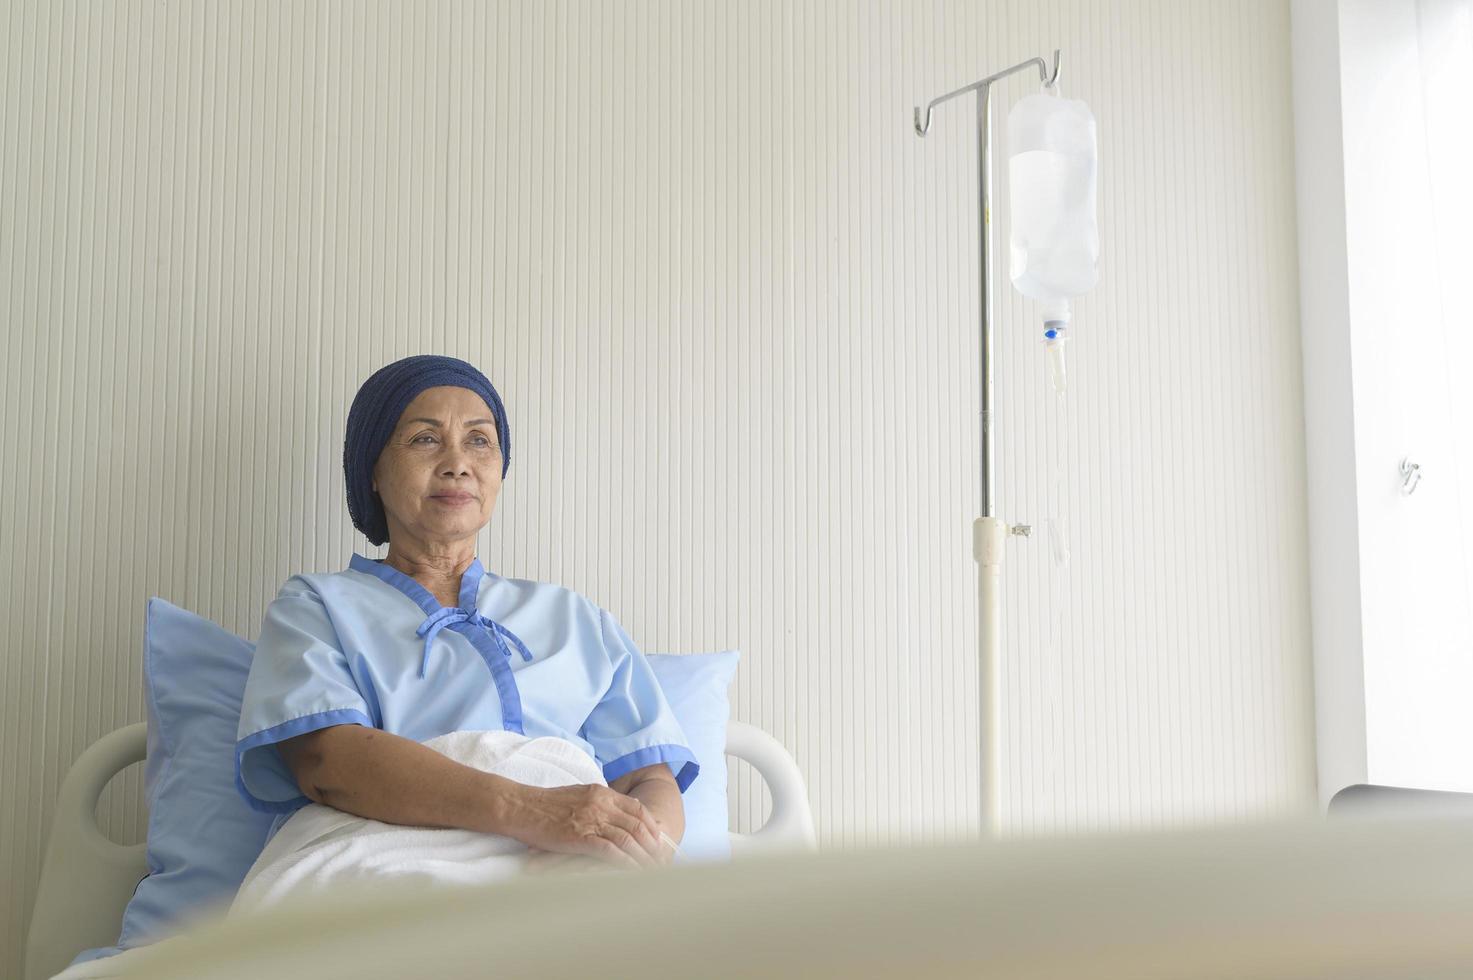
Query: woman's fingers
[[523, 850, 568, 874], [613, 794, 666, 849], [526, 851, 591, 875], [611, 809, 664, 864], [592, 836, 642, 870], [605, 821, 661, 868]]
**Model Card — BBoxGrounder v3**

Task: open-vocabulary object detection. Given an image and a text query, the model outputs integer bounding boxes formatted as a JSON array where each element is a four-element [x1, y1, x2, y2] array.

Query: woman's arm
[[277, 724, 666, 867], [609, 763, 685, 846]]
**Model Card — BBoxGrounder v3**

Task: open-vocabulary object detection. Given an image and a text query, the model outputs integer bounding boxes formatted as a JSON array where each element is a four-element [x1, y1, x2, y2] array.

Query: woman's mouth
[[430, 492, 475, 506]]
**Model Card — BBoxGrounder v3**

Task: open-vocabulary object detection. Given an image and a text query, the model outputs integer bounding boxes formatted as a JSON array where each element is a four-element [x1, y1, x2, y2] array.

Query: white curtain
[[1415, 0, 1473, 626]]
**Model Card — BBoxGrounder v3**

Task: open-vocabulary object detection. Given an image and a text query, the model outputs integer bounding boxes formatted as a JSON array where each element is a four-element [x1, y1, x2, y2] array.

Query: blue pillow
[[73, 599, 277, 968], [646, 651, 740, 862]]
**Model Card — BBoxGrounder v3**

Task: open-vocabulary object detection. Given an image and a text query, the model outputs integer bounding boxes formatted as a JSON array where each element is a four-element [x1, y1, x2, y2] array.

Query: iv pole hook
[[913, 49, 1060, 137]]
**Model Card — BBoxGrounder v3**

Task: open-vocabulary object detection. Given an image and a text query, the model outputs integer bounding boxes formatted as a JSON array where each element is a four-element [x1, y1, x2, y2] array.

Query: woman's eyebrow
[[403, 417, 497, 428]]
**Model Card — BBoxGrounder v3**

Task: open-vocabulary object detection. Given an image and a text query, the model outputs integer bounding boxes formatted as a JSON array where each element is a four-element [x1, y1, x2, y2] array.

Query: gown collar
[[347, 551, 533, 680], [348, 552, 485, 615], [348, 552, 532, 679]]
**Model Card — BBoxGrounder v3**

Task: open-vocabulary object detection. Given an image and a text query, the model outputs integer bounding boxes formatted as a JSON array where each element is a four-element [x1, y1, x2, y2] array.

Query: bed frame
[[25, 721, 815, 980]]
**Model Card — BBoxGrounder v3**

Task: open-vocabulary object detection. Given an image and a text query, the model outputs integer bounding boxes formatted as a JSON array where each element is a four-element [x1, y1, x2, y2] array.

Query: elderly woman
[[234, 355, 694, 872]]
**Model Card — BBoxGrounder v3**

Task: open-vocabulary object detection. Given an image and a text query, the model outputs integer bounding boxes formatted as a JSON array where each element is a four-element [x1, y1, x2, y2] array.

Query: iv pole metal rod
[[914, 49, 1060, 839]]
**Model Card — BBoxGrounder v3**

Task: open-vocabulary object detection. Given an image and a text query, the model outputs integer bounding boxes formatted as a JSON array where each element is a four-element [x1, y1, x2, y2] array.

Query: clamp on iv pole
[[914, 49, 1061, 838]]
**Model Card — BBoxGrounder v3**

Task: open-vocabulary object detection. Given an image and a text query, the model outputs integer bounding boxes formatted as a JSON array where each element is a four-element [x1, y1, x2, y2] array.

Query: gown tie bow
[[415, 607, 535, 679]]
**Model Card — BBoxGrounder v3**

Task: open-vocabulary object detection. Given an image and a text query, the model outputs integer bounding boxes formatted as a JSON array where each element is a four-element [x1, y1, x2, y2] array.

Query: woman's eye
[[409, 432, 498, 450]]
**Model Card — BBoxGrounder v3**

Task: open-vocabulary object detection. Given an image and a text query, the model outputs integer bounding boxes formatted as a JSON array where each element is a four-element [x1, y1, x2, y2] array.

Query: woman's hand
[[523, 849, 620, 875], [524, 828, 678, 875], [506, 783, 667, 869]]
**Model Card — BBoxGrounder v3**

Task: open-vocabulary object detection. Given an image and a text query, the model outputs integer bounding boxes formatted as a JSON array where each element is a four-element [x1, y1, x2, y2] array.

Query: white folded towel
[[230, 730, 606, 914]]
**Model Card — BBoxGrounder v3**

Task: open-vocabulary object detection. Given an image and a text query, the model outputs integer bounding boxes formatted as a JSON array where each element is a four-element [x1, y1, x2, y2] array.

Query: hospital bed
[[24, 719, 816, 980], [28, 726, 1473, 979]]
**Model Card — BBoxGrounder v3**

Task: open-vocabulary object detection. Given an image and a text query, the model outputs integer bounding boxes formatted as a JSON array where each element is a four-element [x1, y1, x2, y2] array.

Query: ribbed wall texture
[[0, 0, 1315, 969]]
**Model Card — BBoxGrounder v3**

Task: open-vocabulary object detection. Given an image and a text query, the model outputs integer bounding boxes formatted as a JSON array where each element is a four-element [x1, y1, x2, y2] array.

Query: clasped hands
[[515, 782, 677, 875]]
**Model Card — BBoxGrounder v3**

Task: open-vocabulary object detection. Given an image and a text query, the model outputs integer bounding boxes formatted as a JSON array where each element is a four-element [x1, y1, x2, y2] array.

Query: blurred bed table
[[86, 815, 1473, 980]]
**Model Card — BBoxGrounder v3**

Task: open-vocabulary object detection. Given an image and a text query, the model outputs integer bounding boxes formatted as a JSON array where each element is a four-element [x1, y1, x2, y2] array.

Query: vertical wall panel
[[0, 0, 1315, 970]]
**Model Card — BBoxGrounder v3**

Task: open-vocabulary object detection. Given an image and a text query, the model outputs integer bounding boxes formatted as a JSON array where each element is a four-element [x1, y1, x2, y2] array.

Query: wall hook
[[1400, 457, 1422, 495]]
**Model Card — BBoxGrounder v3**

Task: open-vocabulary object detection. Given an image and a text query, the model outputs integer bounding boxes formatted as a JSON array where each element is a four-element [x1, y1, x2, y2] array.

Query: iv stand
[[914, 50, 1061, 838]]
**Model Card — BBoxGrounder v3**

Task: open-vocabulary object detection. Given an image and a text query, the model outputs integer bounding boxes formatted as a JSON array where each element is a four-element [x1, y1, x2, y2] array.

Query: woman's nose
[[439, 446, 472, 476]]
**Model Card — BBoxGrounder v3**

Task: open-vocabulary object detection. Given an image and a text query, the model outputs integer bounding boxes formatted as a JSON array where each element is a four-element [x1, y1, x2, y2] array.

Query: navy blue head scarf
[[344, 355, 511, 546]]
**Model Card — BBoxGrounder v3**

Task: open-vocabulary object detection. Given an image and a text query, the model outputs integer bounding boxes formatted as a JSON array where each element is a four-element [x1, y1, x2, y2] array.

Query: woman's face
[[372, 386, 503, 550]]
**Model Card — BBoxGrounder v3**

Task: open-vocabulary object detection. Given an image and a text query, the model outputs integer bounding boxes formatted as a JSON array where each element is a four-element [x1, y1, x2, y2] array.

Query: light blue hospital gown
[[235, 553, 697, 835]]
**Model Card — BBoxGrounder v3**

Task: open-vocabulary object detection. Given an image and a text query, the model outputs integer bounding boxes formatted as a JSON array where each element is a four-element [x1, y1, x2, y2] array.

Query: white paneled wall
[[0, 0, 1315, 969]]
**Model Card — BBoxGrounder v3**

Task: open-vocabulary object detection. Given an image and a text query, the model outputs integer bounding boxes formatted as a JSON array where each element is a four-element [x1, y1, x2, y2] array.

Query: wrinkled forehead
[[393, 386, 496, 428]]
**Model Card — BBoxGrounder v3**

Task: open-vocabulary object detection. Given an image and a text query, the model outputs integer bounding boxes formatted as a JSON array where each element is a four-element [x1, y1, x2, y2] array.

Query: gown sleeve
[[581, 607, 700, 792], [234, 578, 376, 813]]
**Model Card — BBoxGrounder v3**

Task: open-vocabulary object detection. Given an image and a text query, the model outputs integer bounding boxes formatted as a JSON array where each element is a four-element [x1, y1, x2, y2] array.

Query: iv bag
[[1007, 88, 1099, 307]]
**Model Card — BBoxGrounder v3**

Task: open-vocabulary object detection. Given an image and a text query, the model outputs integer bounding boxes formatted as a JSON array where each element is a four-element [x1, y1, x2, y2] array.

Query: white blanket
[[229, 730, 607, 915]]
